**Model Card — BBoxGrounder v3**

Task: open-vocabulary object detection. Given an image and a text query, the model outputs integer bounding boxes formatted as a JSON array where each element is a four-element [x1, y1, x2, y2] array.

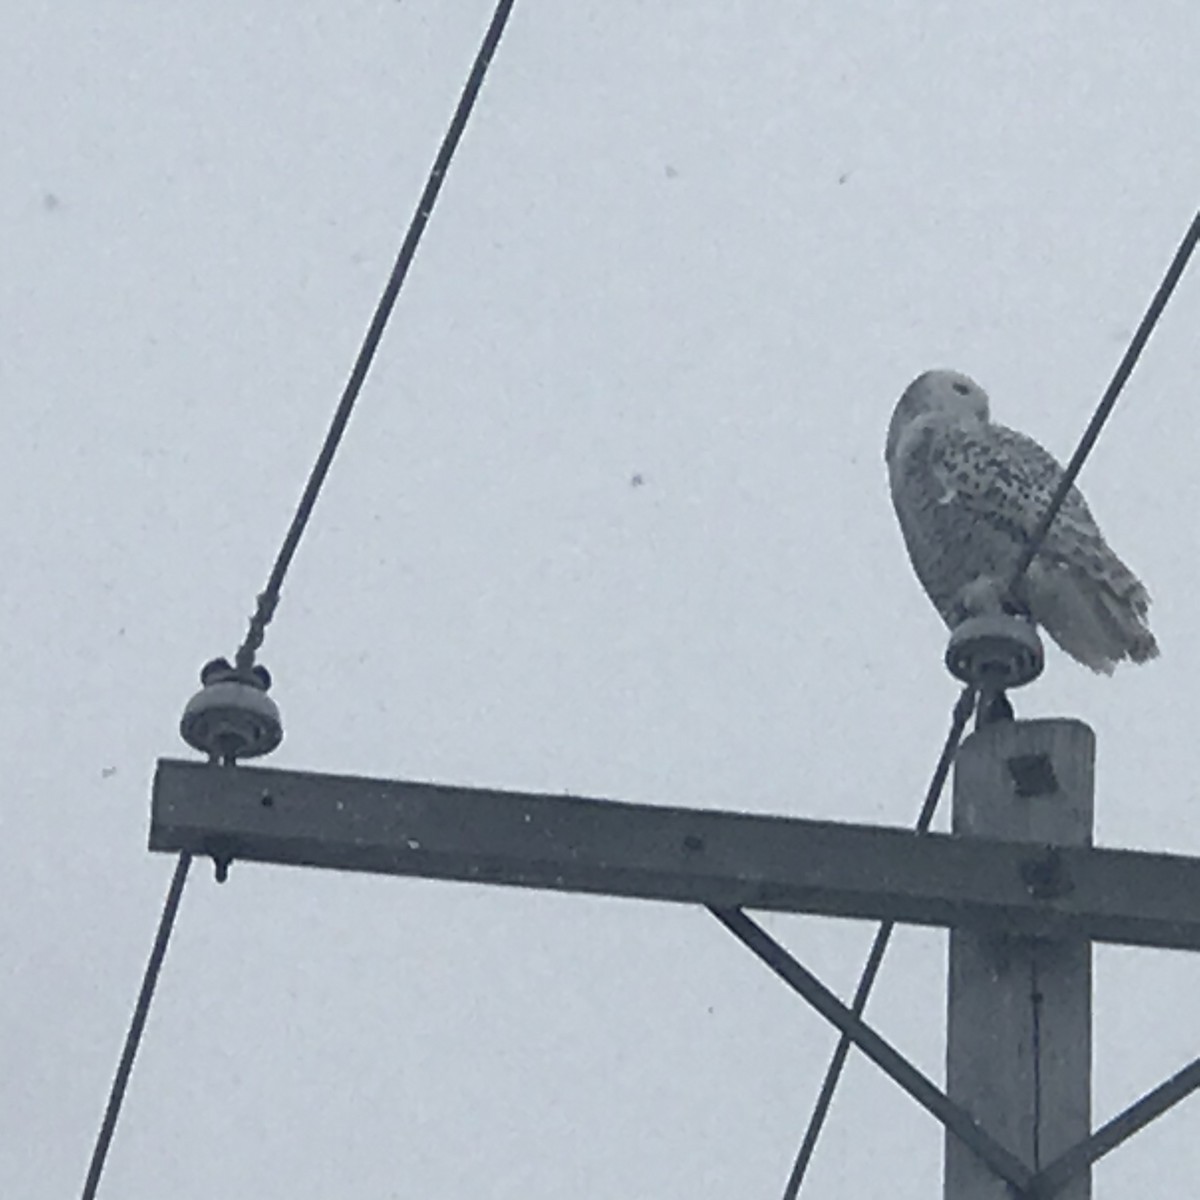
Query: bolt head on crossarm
[[180, 657, 283, 761], [945, 614, 1044, 690]]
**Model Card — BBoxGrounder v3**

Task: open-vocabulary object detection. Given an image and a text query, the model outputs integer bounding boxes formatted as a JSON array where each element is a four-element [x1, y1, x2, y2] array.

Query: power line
[[81, 853, 192, 1200], [1009, 209, 1200, 589], [236, 0, 520, 671], [85, 6, 520, 1194], [782, 207, 1200, 1196], [778, 684, 976, 1199]]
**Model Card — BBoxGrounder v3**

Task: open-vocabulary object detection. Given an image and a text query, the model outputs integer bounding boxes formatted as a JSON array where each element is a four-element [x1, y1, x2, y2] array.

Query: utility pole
[[945, 719, 1093, 1200], [153, 664, 1200, 1198]]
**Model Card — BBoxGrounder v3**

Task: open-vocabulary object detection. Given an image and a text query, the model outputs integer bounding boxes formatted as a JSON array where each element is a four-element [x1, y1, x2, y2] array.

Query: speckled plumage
[[886, 369, 1158, 674]]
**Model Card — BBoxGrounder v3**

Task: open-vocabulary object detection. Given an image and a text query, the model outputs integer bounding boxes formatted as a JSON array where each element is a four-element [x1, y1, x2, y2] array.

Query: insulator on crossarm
[[945, 614, 1044, 691], [179, 657, 283, 762]]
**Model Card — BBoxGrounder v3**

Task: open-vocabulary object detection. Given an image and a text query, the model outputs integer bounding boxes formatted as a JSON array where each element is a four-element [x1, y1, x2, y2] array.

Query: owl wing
[[929, 422, 1145, 603]]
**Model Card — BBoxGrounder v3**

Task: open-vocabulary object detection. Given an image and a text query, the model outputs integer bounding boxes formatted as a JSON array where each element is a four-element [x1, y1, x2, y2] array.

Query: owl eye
[[952, 382, 970, 395]]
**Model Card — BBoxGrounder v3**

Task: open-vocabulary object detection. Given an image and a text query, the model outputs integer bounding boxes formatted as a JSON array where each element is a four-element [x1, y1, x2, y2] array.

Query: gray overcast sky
[[3, 3, 1199, 1197]]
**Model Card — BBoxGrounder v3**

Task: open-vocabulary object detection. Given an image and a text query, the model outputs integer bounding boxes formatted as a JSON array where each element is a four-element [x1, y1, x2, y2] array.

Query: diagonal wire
[[777, 211, 1200, 1196], [778, 684, 976, 1198], [82, 852, 193, 1200], [88, 7, 519, 1188], [235, 0, 519, 670], [1007, 208, 1200, 590]]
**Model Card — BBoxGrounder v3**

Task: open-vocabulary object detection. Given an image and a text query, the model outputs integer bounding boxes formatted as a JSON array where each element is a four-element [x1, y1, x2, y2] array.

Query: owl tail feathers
[[1026, 562, 1160, 674]]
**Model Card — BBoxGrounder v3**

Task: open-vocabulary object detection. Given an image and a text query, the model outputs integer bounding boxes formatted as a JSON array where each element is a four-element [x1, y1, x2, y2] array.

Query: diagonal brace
[[1028, 1056, 1200, 1197], [709, 906, 1034, 1195]]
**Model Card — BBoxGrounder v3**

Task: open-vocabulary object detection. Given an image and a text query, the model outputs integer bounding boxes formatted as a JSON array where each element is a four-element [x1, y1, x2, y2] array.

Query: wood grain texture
[[945, 719, 1093, 1200]]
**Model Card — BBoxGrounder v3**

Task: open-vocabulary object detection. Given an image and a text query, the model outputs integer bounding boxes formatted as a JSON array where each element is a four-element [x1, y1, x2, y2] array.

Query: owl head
[[885, 369, 990, 464]]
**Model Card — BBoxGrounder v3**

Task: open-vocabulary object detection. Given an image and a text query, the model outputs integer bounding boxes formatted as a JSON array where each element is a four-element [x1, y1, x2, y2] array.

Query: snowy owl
[[886, 369, 1158, 674]]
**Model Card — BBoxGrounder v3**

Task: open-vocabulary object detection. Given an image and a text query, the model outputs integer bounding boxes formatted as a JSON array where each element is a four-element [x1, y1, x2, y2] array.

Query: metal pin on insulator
[[945, 614, 1045, 690], [180, 657, 283, 761]]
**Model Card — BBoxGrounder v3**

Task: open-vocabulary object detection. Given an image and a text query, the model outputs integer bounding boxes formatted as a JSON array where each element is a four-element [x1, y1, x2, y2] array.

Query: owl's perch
[[946, 719, 1093, 1200]]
